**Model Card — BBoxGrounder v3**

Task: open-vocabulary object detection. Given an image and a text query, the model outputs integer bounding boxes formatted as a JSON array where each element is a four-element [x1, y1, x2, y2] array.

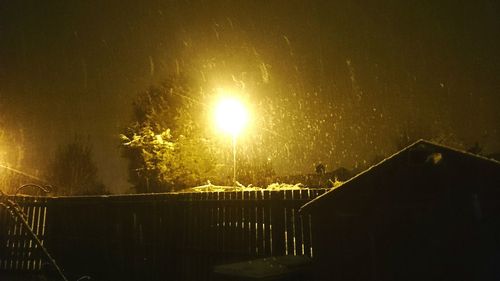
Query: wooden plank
[[189, 192, 197, 281], [170, 193, 183, 281], [234, 191, 242, 257], [186, 192, 195, 281], [19, 204, 28, 271], [291, 189, 302, 256], [221, 191, 227, 257], [249, 190, 256, 256], [296, 190, 304, 256], [236, 190, 243, 256], [204, 191, 216, 281], [270, 190, 286, 256], [256, 190, 266, 256], [0, 205, 7, 269], [226, 191, 235, 260], [228, 191, 236, 266], [242, 191, 247, 258], [196, 191, 207, 281], [214, 191, 221, 262], [284, 189, 294, 256], [240, 191, 247, 257], [263, 190, 272, 256], [26, 204, 35, 271], [301, 189, 313, 258]]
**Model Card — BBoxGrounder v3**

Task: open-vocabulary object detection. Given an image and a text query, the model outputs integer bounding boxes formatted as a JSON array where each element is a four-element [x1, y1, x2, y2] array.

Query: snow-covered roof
[[300, 139, 500, 214]]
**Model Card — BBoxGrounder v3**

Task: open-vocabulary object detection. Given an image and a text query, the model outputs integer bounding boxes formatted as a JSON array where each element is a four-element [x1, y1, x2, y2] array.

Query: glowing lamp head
[[215, 97, 249, 136]]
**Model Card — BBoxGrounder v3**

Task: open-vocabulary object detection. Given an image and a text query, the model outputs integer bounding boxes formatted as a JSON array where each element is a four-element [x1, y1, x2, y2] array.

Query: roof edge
[[299, 139, 500, 214]]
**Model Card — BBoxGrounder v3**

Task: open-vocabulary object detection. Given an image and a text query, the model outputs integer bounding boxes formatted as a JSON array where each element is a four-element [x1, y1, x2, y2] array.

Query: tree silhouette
[[47, 136, 105, 195], [121, 75, 221, 192]]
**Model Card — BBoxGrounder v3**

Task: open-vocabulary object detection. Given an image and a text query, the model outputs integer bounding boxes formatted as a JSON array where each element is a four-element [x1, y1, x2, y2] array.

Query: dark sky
[[1, 0, 499, 193]]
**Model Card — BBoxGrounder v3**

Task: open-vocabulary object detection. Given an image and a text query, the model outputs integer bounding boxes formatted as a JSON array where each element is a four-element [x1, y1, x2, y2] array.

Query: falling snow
[[0, 1, 499, 193]]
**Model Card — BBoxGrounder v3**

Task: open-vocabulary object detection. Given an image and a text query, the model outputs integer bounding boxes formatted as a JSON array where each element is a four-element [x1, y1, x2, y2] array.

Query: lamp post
[[215, 97, 249, 186]]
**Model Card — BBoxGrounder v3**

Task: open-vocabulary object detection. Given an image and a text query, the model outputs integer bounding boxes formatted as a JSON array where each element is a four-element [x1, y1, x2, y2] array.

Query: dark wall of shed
[[309, 150, 500, 281]]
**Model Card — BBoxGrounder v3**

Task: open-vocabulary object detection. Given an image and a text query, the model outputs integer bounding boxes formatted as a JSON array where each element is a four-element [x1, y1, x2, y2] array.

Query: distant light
[[215, 97, 249, 136]]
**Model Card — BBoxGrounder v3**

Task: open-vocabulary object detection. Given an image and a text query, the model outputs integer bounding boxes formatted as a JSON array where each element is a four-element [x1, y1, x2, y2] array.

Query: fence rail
[[0, 189, 328, 281]]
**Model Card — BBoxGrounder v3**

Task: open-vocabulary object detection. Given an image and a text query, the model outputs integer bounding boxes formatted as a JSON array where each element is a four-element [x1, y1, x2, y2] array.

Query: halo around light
[[214, 97, 249, 136]]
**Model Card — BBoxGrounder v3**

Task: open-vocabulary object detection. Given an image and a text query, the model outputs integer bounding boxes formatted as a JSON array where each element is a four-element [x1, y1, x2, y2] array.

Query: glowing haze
[[214, 97, 249, 137]]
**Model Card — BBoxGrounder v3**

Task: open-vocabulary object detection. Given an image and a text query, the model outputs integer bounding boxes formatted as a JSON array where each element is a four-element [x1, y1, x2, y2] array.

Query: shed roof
[[300, 139, 500, 214]]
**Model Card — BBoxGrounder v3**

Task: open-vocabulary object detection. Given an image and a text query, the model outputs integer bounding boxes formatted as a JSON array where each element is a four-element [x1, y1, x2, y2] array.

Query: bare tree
[[47, 135, 106, 195]]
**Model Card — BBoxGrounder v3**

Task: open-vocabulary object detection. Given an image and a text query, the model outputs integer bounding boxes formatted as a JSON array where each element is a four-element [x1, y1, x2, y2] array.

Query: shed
[[300, 140, 500, 281]]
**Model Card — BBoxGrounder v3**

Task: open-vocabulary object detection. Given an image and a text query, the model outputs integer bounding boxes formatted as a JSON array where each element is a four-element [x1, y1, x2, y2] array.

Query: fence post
[[270, 190, 286, 256]]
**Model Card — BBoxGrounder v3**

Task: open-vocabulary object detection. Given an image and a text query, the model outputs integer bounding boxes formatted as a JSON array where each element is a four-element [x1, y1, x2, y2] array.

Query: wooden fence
[[0, 196, 49, 273], [0, 189, 328, 281]]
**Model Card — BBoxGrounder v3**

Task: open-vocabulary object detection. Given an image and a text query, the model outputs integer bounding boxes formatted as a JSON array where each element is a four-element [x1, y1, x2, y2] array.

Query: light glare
[[215, 98, 248, 136]]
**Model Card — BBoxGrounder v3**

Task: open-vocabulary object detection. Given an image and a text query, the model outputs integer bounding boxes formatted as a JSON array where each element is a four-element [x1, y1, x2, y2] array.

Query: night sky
[[1, 0, 499, 193]]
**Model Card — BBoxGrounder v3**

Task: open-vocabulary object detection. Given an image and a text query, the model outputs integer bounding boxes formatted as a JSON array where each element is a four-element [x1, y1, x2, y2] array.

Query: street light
[[214, 96, 249, 186]]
